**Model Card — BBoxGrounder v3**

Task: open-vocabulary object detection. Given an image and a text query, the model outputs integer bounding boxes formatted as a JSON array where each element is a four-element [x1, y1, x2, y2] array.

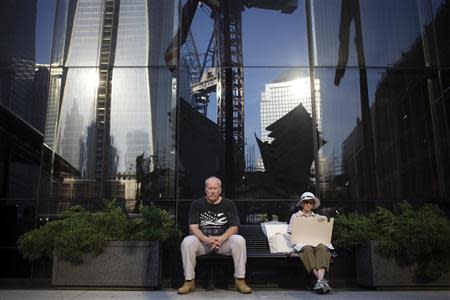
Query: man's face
[[205, 180, 221, 203]]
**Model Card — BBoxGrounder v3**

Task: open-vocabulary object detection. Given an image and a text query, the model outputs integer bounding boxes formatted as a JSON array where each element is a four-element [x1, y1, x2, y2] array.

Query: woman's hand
[[317, 216, 327, 223]]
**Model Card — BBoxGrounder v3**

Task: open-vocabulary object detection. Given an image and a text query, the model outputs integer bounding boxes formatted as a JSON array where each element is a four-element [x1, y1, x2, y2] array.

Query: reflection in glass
[[369, 69, 439, 200], [43, 0, 178, 212], [312, 68, 362, 200], [241, 2, 307, 66], [110, 69, 152, 174], [307, 0, 450, 204], [57, 68, 97, 177], [312, 0, 425, 68], [64, 0, 104, 67], [183, 0, 309, 199]]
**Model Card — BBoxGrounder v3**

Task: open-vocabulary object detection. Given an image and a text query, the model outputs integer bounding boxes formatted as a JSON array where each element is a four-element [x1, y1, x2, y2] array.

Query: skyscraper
[[32, 65, 50, 133], [260, 73, 321, 143], [0, 0, 36, 124], [43, 0, 178, 210]]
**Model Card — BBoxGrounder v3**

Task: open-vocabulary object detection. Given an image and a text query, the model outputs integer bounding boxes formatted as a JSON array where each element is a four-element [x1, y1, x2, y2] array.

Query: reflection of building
[[261, 74, 321, 143], [32, 65, 50, 133], [0, 0, 36, 124], [0, 1, 38, 278], [178, 98, 225, 198], [43, 0, 177, 211], [257, 104, 325, 195], [1, 103, 78, 279], [123, 130, 150, 175], [341, 35, 443, 200], [311, 0, 450, 203], [59, 101, 85, 173]]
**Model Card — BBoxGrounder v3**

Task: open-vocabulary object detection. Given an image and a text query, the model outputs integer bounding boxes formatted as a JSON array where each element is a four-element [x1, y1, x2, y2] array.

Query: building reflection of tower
[[59, 99, 97, 178], [341, 9, 447, 201], [0, 0, 36, 124], [44, 0, 176, 212], [257, 71, 325, 195], [260, 73, 322, 144]]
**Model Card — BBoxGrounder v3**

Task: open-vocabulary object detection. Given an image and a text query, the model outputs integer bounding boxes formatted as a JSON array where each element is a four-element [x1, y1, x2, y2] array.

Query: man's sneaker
[[177, 279, 195, 294], [234, 278, 252, 294], [313, 279, 325, 294], [322, 280, 332, 293]]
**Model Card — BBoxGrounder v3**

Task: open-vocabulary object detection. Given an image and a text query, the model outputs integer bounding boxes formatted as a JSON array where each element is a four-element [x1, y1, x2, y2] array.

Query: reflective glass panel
[[367, 68, 440, 200], [311, 0, 427, 68]]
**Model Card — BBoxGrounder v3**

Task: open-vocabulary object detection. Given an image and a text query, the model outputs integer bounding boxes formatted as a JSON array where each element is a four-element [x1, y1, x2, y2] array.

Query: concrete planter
[[356, 240, 450, 287], [52, 241, 161, 287]]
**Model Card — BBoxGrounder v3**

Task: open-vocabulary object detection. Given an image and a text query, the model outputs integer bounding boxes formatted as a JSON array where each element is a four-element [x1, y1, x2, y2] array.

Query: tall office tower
[[32, 65, 50, 133], [0, 0, 36, 123], [43, 0, 178, 209], [260, 74, 321, 143]]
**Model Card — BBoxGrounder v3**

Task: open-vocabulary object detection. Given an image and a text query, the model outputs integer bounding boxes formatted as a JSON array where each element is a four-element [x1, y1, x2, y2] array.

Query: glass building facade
[[39, 0, 450, 219], [178, 0, 449, 219], [1, 0, 449, 281], [41, 0, 179, 214]]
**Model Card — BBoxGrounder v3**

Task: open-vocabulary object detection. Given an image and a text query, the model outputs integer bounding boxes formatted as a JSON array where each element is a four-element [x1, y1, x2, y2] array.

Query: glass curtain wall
[[180, 0, 311, 224], [180, 0, 449, 225], [0, 0, 52, 279], [41, 0, 179, 215], [308, 0, 449, 207]]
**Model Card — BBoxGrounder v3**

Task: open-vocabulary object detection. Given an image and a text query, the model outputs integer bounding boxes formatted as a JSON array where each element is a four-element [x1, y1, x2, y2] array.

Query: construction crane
[[168, 0, 298, 195]]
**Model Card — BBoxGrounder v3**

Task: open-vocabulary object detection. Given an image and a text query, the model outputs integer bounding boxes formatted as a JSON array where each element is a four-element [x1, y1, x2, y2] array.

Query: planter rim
[[107, 241, 160, 246]]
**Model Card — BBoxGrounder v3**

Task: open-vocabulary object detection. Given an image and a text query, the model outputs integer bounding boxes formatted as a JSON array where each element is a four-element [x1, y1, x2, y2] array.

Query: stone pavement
[[1, 289, 450, 300]]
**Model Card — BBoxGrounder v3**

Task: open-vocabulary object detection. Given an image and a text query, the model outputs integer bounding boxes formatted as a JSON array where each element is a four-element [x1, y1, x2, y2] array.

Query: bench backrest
[[239, 224, 270, 255]]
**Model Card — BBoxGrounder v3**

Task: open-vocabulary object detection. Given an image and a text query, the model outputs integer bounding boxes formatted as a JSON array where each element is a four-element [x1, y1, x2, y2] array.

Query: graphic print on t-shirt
[[200, 211, 228, 236]]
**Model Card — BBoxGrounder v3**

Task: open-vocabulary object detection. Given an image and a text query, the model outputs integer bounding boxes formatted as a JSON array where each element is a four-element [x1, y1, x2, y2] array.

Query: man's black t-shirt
[[188, 197, 240, 236]]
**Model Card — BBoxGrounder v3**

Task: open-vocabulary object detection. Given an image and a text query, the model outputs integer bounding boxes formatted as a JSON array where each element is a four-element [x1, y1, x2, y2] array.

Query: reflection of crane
[[168, 0, 298, 194]]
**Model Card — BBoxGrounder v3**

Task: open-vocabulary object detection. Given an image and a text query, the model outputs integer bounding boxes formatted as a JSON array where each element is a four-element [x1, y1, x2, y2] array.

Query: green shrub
[[127, 204, 181, 249], [18, 201, 180, 264], [334, 201, 450, 281]]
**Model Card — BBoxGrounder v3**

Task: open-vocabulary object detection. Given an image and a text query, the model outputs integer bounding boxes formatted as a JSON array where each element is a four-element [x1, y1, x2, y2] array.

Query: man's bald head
[[205, 176, 221, 187], [204, 176, 222, 204]]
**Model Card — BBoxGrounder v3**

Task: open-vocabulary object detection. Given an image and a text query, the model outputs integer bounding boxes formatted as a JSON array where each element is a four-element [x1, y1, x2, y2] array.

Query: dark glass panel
[[311, 0, 426, 68], [312, 68, 364, 202], [429, 91, 450, 199], [432, 1, 450, 71], [368, 68, 440, 201]]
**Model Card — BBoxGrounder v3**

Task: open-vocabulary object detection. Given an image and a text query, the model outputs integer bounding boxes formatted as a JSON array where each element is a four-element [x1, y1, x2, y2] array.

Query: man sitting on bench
[[177, 176, 252, 294]]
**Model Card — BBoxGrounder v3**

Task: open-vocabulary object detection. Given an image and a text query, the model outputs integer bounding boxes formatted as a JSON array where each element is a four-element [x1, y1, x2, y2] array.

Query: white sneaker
[[322, 280, 332, 293], [313, 280, 325, 294]]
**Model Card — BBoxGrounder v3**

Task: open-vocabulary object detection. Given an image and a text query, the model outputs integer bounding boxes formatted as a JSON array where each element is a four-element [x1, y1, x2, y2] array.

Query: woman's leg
[[314, 244, 331, 273], [299, 246, 316, 275]]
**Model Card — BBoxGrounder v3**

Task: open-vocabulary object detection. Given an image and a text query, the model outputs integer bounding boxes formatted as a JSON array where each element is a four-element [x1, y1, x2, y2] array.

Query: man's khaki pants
[[299, 244, 331, 273], [180, 234, 247, 280]]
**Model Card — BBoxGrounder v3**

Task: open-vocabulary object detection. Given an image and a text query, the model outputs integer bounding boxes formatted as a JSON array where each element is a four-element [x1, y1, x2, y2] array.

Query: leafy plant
[[18, 201, 180, 264], [127, 204, 181, 249], [334, 201, 450, 281]]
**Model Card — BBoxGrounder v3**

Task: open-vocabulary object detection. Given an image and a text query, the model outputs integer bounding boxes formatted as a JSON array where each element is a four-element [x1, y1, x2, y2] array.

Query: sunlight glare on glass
[[292, 77, 310, 98], [83, 69, 99, 91]]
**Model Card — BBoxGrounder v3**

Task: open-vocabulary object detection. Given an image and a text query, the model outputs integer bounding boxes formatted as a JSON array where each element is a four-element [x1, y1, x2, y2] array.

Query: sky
[[36, 0, 57, 64]]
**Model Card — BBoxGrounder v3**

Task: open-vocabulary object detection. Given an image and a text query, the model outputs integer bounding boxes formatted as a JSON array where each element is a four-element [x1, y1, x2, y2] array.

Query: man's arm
[[189, 224, 218, 247], [211, 225, 238, 248]]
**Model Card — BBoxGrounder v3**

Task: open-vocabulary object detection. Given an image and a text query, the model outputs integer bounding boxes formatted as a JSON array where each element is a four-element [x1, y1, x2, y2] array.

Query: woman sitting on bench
[[288, 192, 333, 294]]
